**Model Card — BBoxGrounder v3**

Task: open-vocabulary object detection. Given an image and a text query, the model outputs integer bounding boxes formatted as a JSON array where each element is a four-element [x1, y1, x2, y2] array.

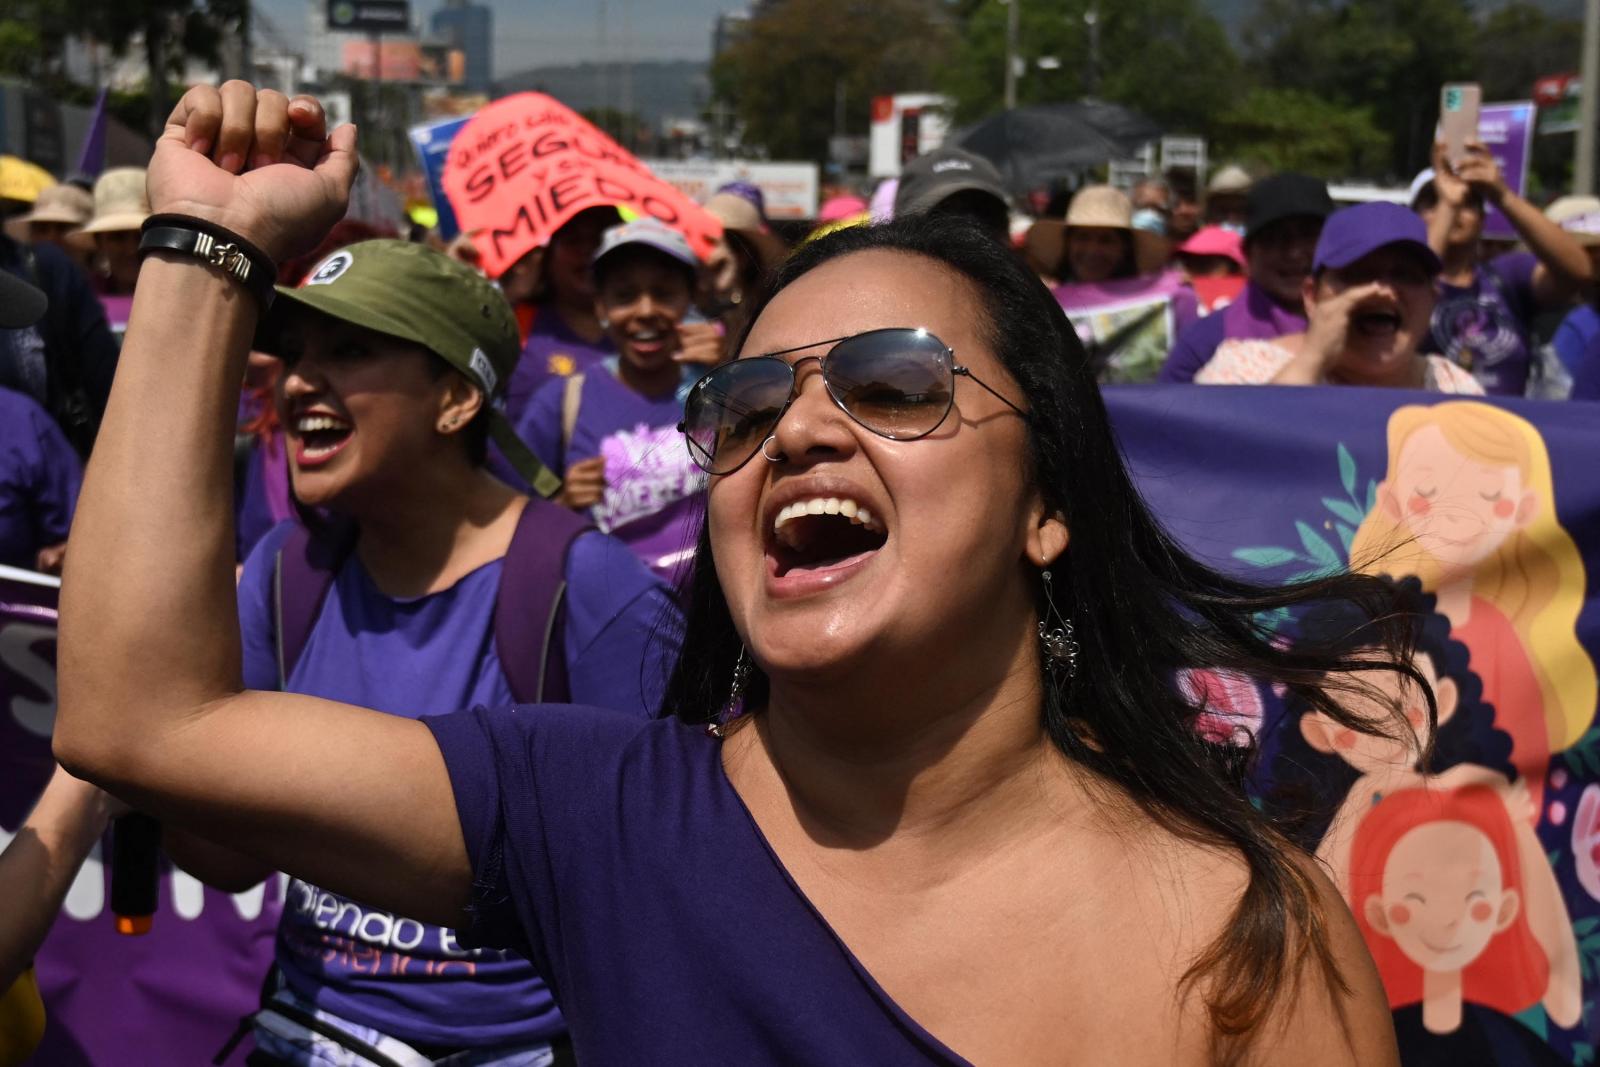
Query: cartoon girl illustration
[[1267, 583, 1582, 1034], [1350, 401, 1595, 808], [1352, 785, 1567, 1037]]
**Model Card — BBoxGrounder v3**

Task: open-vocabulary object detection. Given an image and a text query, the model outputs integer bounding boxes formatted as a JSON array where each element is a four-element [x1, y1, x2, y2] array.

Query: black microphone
[[110, 813, 161, 935]]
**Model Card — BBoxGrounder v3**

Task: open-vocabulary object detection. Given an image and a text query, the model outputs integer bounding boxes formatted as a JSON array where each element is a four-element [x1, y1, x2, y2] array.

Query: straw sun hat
[[77, 167, 151, 235], [19, 183, 94, 227], [1026, 184, 1169, 278]]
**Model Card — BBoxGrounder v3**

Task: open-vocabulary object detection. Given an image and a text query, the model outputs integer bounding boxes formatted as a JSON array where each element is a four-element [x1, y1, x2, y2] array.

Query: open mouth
[[291, 411, 354, 468], [768, 496, 888, 579], [626, 328, 669, 355], [1352, 308, 1402, 339]]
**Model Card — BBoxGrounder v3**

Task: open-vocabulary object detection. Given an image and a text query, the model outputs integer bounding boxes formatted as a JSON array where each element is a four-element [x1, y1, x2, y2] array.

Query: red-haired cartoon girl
[[1352, 785, 1567, 1035]]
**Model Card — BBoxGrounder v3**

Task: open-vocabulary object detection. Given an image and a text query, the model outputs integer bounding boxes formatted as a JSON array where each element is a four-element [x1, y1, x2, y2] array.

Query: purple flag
[[73, 89, 108, 179]]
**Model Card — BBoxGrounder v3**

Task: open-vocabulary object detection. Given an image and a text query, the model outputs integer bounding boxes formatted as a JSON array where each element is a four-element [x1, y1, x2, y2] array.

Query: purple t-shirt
[[236, 520, 681, 1047], [1423, 251, 1540, 396], [1158, 281, 1307, 383], [1572, 325, 1600, 402], [0, 386, 81, 569], [503, 308, 616, 427], [1553, 304, 1600, 377], [426, 704, 975, 1065], [518, 363, 707, 583]]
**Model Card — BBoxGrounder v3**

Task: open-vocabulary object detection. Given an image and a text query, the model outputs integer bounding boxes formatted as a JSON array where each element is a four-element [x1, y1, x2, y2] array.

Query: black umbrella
[[954, 100, 1163, 194]]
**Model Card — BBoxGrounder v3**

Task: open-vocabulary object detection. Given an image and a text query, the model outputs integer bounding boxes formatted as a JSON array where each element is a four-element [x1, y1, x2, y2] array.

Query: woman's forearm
[[0, 769, 112, 991], [55, 252, 257, 776], [1498, 190, 1591, 295]]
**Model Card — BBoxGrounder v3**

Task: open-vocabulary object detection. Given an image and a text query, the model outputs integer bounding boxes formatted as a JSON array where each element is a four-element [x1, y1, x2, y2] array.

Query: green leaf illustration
[[1232, 546, 1298, 567], [1296, 521, 1342, 571], [1322, 497, 1366, 527], [1366, 479, 1378, 513], [1337, 443, 1357, 497], [1335, 523, 1356, 554]]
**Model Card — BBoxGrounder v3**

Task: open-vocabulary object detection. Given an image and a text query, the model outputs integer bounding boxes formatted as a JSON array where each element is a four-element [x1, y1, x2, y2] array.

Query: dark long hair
[[662, 215, 1429, 1056]]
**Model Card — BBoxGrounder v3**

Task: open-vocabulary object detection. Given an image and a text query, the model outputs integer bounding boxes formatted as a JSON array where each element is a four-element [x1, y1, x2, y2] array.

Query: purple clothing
[[236, 520, 680, 1047], [426, 704, 973, 1065], [0, 386, 81, 568], [518, 363, 706, 583], [1051, 271, 1200, 382], [1422, 251, 1540, 396], [1159, 281, 1307, 383], [504, 308, 616, 427], [1553, 304, 1600, 377], [235, 430, 292, 562], [1573, 326, 1600, 402]]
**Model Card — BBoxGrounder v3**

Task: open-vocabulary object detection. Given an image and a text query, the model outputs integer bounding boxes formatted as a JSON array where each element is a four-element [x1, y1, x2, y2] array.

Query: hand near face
[[557, 455, 607, 511], [1301, 281, 1389, 370], [149, 81, 358, 263], [675, 322, 726, 368]]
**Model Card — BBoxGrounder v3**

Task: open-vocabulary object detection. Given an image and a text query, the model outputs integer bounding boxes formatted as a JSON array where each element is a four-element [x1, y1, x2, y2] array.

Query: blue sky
[[257, 0, 732, 74]]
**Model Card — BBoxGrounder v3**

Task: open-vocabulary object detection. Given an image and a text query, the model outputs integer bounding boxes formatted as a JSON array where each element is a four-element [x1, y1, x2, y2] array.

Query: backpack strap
[[494, 497, 594, 704], [272, 524, 356, 690], [560, 372, 585, 463]]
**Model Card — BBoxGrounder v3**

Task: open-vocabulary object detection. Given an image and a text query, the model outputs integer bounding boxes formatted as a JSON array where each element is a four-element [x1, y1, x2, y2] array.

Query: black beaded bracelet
[[138, 214, 276, 308]]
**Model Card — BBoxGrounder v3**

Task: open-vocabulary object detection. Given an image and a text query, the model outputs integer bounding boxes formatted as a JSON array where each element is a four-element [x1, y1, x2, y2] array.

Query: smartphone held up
[[1440, 83, 1482, 168]]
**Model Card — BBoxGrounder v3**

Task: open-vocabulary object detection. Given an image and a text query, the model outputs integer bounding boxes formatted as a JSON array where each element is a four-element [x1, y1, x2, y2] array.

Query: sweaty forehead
[[742, 249, 987, 361]]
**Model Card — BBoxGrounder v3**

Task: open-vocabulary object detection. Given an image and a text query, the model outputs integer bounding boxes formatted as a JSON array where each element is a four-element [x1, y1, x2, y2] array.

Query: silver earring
[[709, 646, 752, 737], [1038, 569, 1079, 679]]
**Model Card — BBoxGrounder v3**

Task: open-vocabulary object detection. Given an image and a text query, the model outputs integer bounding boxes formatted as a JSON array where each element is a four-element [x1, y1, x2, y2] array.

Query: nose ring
[[761, 435, 785, 464]]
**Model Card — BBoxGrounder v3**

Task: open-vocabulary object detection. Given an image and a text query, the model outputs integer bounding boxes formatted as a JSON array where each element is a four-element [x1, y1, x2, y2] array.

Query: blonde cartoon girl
[[1350, 401, 1594, 809], [1353, 785, 1563, 1036]]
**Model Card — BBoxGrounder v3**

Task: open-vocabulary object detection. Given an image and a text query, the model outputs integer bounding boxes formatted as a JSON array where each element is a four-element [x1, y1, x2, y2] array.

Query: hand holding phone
[[1439, 83, 1482, 168]]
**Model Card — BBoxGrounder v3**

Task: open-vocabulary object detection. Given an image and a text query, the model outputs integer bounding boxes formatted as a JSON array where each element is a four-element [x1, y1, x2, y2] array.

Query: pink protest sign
[[441, 93, 722, 278]]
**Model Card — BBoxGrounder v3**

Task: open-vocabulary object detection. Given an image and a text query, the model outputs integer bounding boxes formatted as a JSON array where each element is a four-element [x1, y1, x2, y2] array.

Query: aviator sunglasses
[[678, 327, 1027, 476]]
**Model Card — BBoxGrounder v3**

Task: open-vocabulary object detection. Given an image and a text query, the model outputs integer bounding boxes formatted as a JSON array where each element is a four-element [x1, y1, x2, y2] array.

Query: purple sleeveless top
[[425, 704, 974, 1065]]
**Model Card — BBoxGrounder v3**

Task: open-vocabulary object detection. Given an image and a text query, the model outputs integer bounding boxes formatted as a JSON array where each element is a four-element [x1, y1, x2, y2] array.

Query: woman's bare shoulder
[[1101, 822, 1396, 1067]]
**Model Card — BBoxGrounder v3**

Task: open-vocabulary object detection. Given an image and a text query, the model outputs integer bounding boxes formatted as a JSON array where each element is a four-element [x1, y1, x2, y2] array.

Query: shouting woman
[[57, 84, 1420, 1066]]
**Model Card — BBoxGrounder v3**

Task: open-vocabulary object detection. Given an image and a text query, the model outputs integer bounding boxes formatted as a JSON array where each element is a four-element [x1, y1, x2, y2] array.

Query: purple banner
[[1108, 386, 1599, 1064], [1479, 101, 1537, 243], [0, 565, 279, 1066]]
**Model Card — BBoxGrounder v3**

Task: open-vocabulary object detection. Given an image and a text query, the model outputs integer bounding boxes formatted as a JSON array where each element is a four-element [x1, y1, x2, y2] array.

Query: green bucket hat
[[263, 239, 559, 498]]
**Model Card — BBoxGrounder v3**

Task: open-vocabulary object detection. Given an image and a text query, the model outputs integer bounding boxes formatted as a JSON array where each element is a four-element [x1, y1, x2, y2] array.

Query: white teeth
[[771, 497, 885, 537], [296, 414, 349, 434]]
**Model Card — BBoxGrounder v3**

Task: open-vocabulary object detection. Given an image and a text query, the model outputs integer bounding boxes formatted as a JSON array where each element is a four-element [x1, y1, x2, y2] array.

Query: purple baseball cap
[[592, 217, 700, 275], [1312, 201, 1442, 275], [714, 180, 767, 218]]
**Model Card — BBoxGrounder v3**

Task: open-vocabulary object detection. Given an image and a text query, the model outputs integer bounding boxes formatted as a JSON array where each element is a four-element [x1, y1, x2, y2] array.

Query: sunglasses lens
[[682, 358, 794, 474], [826, 329, 953, 439]]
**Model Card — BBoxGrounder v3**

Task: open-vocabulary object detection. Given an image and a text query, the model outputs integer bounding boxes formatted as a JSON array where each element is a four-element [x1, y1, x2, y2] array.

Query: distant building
[[712, 11, 750, 57], [432, 0, 492, 94], [305, 0, 363, 80]]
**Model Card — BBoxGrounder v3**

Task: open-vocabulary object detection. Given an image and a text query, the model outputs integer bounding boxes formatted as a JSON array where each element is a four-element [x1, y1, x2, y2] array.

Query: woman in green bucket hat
[[164, 237, 680, 1066]]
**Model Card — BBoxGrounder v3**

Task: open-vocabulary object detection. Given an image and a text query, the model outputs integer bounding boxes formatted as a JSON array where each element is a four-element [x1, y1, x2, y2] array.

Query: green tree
[[1244, 0, 1478, 178], [712, 0, 956, 162], [1211, 88, 1388, 177], [0, 0, 247, 135], [1472, 2, 1582, 103], [939, 0, 1240, 135]]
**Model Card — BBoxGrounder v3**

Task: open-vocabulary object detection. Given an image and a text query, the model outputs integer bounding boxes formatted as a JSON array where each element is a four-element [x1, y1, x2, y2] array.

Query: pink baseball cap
[[818, 195, 868, 223], [1177, 226, 1246, 268]]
